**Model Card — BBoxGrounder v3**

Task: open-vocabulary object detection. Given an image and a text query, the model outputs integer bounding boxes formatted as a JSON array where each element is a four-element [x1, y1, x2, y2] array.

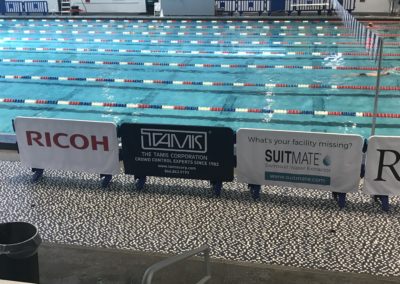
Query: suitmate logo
[[141, 128, 207, 153]]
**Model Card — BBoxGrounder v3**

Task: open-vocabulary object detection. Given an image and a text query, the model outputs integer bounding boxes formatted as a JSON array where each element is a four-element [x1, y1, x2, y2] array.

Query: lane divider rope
[[2, 29, 356, 37], [370, 26, 400, 30], [1, 46, 399, 57], [360, 20, 400, 24], [1, 37, 386, 47], [1, 58, 391, 71], [0, 74, 399, 91], [0, 19, 344, 23], [1, 97, 399, 118], [5, 28, 399, 38], [2, 23, 349, 30]]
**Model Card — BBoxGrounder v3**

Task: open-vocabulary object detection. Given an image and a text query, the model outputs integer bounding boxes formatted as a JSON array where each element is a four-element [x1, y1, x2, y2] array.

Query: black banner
[[120, 123, 234, 181]]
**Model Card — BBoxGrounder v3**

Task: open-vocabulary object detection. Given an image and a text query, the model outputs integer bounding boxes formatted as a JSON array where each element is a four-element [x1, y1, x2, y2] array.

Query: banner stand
[[133, 176, 224, 197], [360, 139, 368, 179], [332, 192, 347, 208], [248, 184, 261, 200], [31, 168, 44, 182], [100, 174, 113, 188], [134, 176, 147, 190], [373, 195, 390, 212], [31, 168, 114, 188], [210, 181, 223, 197]]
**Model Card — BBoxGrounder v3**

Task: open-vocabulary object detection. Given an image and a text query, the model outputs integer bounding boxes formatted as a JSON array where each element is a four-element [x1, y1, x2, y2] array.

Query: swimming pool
[[0, 18, 399, 138]]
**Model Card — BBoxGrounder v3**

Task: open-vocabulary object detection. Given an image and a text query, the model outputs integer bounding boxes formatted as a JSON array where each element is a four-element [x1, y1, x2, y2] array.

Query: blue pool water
[[0, 18, 399, 138]]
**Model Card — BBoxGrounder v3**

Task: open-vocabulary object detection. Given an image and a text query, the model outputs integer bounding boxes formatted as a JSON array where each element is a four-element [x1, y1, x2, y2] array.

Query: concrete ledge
[[0, 14, 399, 21], [0, 150, 19, 162], [39, 242, 400, 284]]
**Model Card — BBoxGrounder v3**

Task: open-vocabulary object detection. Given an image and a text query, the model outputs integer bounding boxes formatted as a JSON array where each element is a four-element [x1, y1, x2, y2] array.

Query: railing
[[341, 0, 356, 11], [4, 1, 24, 14], [237, 0, 265, 15], [215, 0, 236, 15], [3, 1, 48, 14], [141, 245, 211, 284], [285, 0, 355, 15], [215, 0, 355, 15], [24, 1, 48, 14], [215, 0, 271, 15], [286, 0, 333, 15]]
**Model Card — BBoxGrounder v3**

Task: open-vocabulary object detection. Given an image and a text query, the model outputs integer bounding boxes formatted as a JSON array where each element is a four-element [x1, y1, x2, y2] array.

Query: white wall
[[44, 0, 58, 12], [70, 0, 146, 13], [353, 0, 392, 13]]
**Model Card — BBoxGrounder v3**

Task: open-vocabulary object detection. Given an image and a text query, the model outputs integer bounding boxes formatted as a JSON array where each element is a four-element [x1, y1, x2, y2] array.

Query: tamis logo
[[141, 129, 207, 153]]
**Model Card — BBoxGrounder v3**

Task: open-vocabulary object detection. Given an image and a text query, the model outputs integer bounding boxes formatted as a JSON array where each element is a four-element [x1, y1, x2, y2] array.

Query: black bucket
[[0, 222, 42, 283]]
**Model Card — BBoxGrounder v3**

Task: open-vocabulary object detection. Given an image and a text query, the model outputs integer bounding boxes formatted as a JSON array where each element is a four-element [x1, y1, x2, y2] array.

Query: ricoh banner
[[236, 129, 363, 192], [14, 117, 119, 174], [364, 136, 400, 196], [120, 123, 235, 181]]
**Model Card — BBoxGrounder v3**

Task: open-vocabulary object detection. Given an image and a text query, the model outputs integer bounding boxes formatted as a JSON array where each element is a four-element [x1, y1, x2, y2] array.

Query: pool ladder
[[60, 0, 71, 15]]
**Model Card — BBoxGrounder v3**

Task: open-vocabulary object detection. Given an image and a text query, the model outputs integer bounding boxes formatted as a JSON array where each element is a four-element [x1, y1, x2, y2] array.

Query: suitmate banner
[[120, 123, 235, 181], [364, 136, 400, 196], [237, 129, 363, 193], [14, 117, 119, 174]]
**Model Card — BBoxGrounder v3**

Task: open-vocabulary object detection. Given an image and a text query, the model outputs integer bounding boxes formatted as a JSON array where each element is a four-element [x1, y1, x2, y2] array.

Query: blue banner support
[[100, 174, 112, 188], [210, 181, 223, 197], [374, 195, 389, 212], [135, 176, 147, 190], [360, 139, 368, 178], [31, 168, 44, 182], [248, 184, 261, 200], [332, 192, 346, 209]]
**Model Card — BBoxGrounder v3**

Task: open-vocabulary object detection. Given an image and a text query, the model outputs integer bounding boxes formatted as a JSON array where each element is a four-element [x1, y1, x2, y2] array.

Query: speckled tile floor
[[1, 160, 400, 277]]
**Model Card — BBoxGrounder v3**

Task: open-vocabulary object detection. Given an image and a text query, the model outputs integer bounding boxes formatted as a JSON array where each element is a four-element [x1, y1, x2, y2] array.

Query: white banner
[[15, 117, 119, 175], [236, 129, 363, 193], [364, 136, 400, 196], [160, 0, 215, 16]]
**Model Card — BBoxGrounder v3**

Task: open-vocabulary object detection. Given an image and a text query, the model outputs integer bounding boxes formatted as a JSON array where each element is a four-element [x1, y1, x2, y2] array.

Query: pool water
[[0, 18, 399, 138]]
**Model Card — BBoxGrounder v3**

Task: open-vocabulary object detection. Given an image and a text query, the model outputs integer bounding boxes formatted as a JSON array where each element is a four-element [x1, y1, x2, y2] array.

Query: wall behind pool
[[69, 0, 146, 13], [352, 0, 391, 13], [34, 0, 394, 14], [35, 0, 146, 13]]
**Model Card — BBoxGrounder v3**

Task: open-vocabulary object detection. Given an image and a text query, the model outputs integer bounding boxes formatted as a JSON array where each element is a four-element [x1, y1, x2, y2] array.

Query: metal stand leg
[[374, 195, 390, 212], [248, 184, 261, 200], [100, 174, 112, 188], [210, 181, 222, 197], [31, 168, 44, 182], [135, 176, 147, 190], [332, 192, 346, 209], [360, 164, 365, 178]]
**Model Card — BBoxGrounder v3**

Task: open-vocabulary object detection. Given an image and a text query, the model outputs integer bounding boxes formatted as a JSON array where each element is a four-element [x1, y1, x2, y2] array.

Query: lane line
[[1, 97, 399, 118]]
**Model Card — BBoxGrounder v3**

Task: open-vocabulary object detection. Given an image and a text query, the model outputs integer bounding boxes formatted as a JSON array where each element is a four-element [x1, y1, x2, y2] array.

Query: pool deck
[[1, 159, 400, 281], [0, 14, 399, 20]]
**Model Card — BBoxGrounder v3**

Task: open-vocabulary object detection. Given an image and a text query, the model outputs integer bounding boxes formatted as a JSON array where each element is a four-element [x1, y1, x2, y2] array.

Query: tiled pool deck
[[1, 160, 400, 277]]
